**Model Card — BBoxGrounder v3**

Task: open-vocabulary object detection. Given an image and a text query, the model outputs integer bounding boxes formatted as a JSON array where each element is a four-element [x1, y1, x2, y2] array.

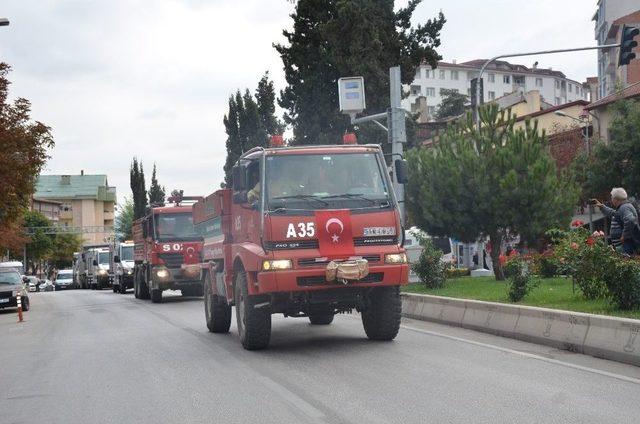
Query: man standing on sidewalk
[[594, 188, 639, 255]]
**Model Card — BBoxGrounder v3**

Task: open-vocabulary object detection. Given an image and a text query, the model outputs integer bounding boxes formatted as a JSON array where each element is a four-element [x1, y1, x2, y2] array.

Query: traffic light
[[619, 25, 639, 66]]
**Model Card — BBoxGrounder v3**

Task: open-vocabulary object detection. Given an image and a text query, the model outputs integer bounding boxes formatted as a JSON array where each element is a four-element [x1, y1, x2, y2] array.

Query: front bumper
[[0, 295, 19, 308], [256, 263, 409, 294], [149, 266, 202, 290]]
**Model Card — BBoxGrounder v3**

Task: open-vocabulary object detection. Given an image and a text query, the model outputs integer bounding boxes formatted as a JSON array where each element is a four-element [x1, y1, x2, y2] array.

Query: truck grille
[[0, 291, 12, 299], [354, 236, 398, 246], [158, 253, 184, 268], [297, 272, 384, 287], [264, 240, 319, 250], [297, 255, 381, 267]]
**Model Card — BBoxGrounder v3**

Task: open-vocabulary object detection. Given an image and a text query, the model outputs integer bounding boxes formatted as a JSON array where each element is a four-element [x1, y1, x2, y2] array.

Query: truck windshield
[[0, 271, 21, 285], [120, 246, 134, 261], [98, 252, 110, 265], [265, 153, 392, 211], [155, 213, 199, 241]]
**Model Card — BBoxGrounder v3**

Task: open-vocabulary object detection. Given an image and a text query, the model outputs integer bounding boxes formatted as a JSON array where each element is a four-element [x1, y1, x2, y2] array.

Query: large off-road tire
[[361, 286, 401, 341], [309, 313, 334, 325], [150, 288, 162, 303], [204, 272, 231, 333], [234, 270, 271, 350], [139, 270, 150, 300]]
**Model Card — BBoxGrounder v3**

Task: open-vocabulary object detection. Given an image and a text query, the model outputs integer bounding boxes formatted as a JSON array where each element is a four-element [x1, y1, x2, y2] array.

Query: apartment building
[[34, 172, 117, 245], [593, 0, 639, 99], [404, 59, 588, 121]]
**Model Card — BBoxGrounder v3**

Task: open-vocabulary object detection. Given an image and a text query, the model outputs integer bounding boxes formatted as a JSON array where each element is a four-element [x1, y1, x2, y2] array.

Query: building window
[[410, 85, 421, 96], [425, 87, 436, 97], [503, 75, 510, 84], [488, 91, 496, 100], [535, 78, 543, 87], [568, 84, 572, 93], [427, 106, 436, 116], [451, 70, 459, 80], [439, 70, 446, 79], [488, 73, 495, 83]]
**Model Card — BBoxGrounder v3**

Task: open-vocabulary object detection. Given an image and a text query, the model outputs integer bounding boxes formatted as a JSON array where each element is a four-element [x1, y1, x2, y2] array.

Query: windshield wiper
[[320, 193, 379, 205], [271, 194, 329, 207]]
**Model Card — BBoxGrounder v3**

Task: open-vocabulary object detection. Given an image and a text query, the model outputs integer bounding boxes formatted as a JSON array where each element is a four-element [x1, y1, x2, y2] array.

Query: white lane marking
[[256, 375, 326, 421], [401, 324, 640, 386]]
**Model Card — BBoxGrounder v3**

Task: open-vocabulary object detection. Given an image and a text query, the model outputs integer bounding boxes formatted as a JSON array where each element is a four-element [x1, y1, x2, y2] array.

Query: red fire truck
[[193, 139, 409, 350], [132, 193, 204, 303]]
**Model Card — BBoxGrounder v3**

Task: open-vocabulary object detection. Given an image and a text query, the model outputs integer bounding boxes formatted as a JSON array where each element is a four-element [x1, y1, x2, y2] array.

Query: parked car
[[23, 276, 39, 292], [39, 279, 55, 292], [54, 269, 75, 290], [0, 269, 30, 311]]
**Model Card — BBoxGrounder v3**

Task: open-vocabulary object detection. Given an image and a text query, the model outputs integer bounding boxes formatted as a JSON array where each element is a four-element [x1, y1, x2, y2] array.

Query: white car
[[55, 269, 75, 290], [24, 276, 39, 292]]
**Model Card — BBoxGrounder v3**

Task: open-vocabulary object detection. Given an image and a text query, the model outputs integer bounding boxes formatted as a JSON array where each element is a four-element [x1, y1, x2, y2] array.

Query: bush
[[445, 267, 470, 278], [535, 253, 560, 278], [602, 257, 640, 310], [412, 234, 446, 289], [504, 256, 536, 302]]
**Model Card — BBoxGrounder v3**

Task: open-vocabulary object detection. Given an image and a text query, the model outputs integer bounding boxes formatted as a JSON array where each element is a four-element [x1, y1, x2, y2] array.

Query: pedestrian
[[593, 188, 639, 255]]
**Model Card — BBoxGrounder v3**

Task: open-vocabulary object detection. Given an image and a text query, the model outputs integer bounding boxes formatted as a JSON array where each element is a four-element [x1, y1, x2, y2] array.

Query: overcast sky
[[1, 0, 598, 204]]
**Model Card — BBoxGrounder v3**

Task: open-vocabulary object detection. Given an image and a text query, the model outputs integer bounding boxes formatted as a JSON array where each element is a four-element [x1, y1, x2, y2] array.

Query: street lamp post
[[554, 110, 594, 232]]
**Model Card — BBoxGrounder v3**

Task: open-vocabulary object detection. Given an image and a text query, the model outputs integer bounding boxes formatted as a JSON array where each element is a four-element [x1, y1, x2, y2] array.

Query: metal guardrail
[[23, 226, 114, 235]]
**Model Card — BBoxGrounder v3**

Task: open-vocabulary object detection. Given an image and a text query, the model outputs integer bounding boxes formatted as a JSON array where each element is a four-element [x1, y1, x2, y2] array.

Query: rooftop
[[35, 174, 116, 202], [428, 59, 568, 79], [585, 81, 640, 110]]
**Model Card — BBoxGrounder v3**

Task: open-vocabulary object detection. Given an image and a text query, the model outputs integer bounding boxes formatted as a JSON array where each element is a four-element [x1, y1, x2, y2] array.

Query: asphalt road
[[2, 289, 640, 424]]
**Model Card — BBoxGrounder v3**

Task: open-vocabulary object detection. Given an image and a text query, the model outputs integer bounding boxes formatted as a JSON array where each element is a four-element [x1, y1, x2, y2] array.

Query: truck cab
[[133, 197, 204, 303], [112, 241, 134, 294], [89, 247, 112, 290], [194, 143, 409, 350]]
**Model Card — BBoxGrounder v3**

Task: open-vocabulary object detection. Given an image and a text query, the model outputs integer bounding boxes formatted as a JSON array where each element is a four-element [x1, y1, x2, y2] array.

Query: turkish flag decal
[[315, 210, 355, 257]]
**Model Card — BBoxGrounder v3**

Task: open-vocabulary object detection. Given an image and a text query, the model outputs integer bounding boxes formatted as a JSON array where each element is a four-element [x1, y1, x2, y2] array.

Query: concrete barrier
[[401, 293, 640, 366]]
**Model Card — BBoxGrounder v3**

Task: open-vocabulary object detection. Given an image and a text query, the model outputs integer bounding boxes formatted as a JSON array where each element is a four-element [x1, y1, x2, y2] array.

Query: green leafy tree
[[406, 105, 578, 280], [115, 197, 134, 241], [275, 0, 445, 145], [435, 88, 468, 120], [23, 210, 54, 274], [130, 158, 147, 219], [0, 63, 54, 243], [255, 71, 284, 136], [573, 99, 640, 198], [222, 87, 272, 185], [48, 233, 83, 271], [148, 163, 166, 205]]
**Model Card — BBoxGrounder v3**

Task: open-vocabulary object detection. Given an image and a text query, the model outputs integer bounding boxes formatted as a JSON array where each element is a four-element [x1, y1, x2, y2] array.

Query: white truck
[[111, 241, 134, 294], [89, 247, 113, 290]]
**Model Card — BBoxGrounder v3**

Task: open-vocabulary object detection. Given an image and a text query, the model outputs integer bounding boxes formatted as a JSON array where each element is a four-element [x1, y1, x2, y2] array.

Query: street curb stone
[[401, 293, 640, 366]]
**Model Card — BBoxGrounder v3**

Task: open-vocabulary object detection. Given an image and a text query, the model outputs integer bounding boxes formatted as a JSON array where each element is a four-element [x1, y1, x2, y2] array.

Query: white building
[[403, 60, 589, 121], [593, 0, 639, 99]]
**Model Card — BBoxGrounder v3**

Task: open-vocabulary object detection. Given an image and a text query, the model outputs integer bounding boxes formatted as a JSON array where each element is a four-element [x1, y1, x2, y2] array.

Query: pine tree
[[130, 158, 147, 220], [274, 0, 445, 145], [406, 105, 578, 280], [255, 71, 284, 136], [148, 163, 166, 205]]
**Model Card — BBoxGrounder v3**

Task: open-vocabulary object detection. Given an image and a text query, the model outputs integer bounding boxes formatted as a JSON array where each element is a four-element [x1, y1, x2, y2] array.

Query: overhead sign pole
[[338, 67, 407, 225]]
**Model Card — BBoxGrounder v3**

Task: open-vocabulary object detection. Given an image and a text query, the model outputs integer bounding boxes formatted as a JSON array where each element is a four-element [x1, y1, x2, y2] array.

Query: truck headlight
[[262, 259, 292, 271], [155, 268, 170, 279], [125, 268, 133, 275], [385, 253, 407, 264], [98, 269, 108, 275]]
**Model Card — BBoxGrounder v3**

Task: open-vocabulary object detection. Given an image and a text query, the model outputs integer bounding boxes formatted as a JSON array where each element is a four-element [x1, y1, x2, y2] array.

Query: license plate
[[0, 298, 9, 303]]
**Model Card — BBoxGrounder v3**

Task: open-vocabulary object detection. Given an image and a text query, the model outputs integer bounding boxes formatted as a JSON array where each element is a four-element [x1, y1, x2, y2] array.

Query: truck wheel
[[204, 273, 231, 333], [234, 270, 271, 350], [112, 284, 118, 293], [134, 271, 140, 299], [139, 271, 150, 300], [120, 282, 128, 294], [309, 314, 334, 325], [150, 289, 162, 303], [361, 286, 401, 341]]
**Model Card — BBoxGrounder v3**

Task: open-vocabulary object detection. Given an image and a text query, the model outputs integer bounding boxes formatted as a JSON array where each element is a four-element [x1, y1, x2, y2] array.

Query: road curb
[[401, 293, 640, 366]]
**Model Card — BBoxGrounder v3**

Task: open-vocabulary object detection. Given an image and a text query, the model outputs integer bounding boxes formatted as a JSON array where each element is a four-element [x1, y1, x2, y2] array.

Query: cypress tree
[[148, 163, 166, 205]]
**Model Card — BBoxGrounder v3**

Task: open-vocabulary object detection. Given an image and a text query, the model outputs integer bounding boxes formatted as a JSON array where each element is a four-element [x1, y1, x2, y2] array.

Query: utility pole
[[340, 66, 407, 225]]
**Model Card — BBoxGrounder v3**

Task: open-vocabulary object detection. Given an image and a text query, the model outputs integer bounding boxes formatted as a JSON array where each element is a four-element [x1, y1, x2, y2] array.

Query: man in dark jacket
[[595, 187, 638, 255]]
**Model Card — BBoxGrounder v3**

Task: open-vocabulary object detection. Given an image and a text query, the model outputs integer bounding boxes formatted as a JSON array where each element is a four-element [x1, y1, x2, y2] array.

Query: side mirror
[[232, 164, 248, 191], [233, 191, 248, 204], [93, 260, 98, 266], [114, 255, 120, 263], [395, 159, 408, 184]]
